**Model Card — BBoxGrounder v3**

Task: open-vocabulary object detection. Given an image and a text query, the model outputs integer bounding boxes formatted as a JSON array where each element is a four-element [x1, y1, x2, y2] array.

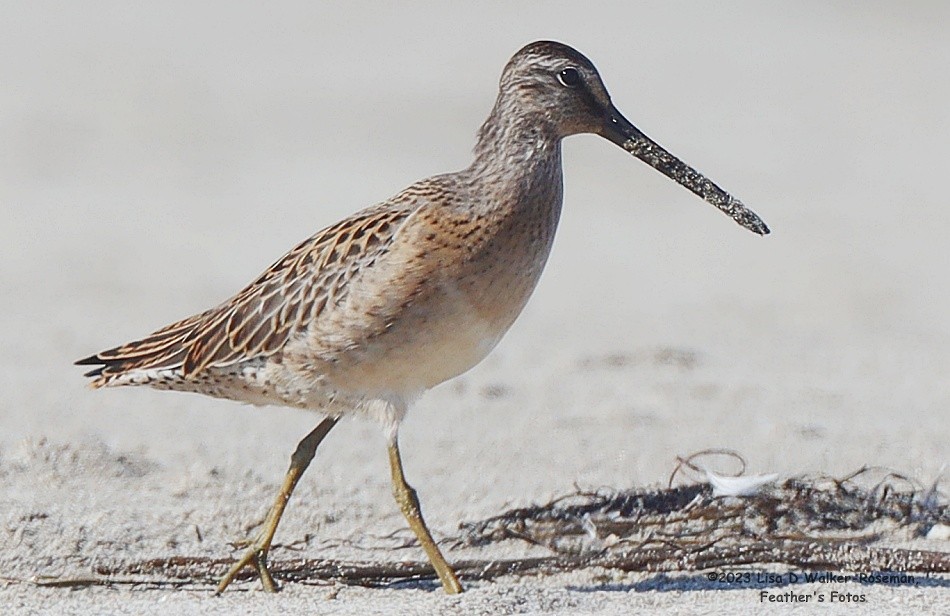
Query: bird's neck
[[469, 103, 562, 183], [460, 103, 565, 237]]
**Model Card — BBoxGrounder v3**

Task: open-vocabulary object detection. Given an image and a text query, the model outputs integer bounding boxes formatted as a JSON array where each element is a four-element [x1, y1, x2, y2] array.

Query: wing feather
[[78, 205, 413, 384]]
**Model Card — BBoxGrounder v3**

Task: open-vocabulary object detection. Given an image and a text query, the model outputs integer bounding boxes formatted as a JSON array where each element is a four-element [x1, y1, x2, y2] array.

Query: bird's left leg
[[216, 415, 339, 594]]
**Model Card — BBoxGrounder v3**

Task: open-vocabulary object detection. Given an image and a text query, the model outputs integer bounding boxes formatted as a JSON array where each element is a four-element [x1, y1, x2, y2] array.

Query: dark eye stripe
[[557, 67, 581, 88]]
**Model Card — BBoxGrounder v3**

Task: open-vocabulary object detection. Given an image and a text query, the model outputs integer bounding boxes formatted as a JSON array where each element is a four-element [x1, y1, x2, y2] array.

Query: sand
[[1, 2, 947, 614]]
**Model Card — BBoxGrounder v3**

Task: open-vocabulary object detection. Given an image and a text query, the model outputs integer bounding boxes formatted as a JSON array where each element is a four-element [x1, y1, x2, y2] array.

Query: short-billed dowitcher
[[77, 41, 768, 594]]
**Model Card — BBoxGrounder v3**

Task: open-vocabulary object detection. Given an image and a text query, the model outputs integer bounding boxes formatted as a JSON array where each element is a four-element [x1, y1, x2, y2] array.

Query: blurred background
[[1, 1, 948, 508]]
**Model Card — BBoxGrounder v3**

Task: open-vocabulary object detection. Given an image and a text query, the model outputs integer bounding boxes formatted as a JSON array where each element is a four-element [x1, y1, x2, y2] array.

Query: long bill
[[601, 106, 769, 235]]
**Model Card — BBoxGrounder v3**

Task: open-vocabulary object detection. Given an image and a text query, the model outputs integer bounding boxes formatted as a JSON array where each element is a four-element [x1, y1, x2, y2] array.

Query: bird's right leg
[[388, 433, 464, 594], [216, 416, 339, 594]]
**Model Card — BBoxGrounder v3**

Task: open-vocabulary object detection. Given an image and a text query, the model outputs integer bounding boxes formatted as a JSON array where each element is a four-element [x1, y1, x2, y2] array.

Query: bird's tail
[[75, 311, 208, 387]]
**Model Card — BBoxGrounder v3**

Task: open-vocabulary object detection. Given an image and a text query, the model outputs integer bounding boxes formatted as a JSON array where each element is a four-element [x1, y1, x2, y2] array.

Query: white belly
[[333, 280, 520, 395]]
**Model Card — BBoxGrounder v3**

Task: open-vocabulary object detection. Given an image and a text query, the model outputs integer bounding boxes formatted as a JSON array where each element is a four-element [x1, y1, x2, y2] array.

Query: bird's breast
[[374, 195, 561, 391], [291, 172, 564, 399]]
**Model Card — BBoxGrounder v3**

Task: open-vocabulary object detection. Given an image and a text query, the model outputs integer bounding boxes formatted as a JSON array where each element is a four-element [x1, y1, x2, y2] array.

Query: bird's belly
[[331, 270, 536, 396], [402, 316, 503, 389]]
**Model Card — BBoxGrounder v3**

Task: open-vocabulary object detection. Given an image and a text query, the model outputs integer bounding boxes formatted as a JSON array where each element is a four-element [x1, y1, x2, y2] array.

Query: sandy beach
[[1, 2, 947, 614]]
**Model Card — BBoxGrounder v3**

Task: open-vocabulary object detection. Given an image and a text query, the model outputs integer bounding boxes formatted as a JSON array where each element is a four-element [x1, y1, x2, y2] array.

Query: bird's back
[[77, 200, 414, 396]]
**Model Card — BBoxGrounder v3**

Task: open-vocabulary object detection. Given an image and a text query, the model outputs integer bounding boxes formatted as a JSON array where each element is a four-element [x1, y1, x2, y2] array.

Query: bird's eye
[[557, 67, 581, 88]]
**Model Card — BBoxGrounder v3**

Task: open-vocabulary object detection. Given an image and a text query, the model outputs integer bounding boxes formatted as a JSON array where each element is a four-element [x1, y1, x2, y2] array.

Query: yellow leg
[[388, 436, 463, 594], [216, 416, 339, 594]]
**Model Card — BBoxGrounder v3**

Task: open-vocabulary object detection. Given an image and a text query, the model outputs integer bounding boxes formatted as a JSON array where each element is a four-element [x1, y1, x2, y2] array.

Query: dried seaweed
[[456, 451, 947, 558], [27, 544, 948, 591], [21, 451, 950, 590]]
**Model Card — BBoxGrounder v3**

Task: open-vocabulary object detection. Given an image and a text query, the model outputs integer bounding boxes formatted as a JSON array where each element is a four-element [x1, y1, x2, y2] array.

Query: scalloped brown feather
[[78, 205, 412, 385]]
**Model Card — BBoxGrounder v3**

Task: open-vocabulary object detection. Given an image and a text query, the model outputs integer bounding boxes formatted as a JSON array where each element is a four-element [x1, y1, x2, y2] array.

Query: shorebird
[[76, 41, 768, 594]]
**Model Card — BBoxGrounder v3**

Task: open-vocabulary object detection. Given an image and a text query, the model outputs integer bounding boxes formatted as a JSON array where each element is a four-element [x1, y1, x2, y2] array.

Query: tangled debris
[[28, 451, 950, 590], [456, 450, 949, 556]]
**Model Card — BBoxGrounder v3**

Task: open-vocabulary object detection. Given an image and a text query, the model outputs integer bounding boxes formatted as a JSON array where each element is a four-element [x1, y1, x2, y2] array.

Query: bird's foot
[[216, 537, 279, 594]]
